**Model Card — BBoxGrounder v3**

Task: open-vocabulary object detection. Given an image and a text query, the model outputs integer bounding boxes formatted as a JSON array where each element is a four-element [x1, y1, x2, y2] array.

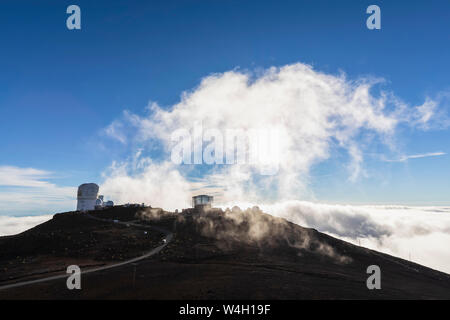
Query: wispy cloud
[[0, 166, 76, 216], [0, 166, 52, 187], [103, 120, 127, 144], [383, 152, 446, 162]]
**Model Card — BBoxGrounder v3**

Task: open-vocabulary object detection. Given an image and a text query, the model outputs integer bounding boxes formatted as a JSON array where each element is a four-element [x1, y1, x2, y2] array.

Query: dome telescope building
[[76, 183, 99, 211]]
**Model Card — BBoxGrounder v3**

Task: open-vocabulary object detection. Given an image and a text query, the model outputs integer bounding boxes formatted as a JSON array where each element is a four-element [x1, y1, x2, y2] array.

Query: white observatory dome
[[76, 183, 99, 211]]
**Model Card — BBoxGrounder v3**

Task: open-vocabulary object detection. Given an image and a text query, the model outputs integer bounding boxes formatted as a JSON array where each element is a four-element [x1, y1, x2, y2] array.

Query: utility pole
[[131, 263, 138, 288]]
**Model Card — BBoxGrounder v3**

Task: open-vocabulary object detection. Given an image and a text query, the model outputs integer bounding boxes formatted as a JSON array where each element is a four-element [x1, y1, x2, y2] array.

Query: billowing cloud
[[102, 62, 441, 205], [100, 152, 193, 211]]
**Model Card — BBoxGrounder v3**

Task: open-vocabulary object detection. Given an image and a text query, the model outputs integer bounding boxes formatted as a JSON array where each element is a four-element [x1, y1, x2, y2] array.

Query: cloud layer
[[0, 215, 53, 236], [263, 201, 450, 273]]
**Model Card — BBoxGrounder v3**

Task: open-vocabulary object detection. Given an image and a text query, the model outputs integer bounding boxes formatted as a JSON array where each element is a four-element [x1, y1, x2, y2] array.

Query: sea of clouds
[[264, 201, 450, 273], [0, 215, 53, 236]]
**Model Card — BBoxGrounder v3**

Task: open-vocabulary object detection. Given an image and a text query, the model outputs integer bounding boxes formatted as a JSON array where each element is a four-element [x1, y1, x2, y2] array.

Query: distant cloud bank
[[263, 201, 450, 274], [0, 215, 53, 236]]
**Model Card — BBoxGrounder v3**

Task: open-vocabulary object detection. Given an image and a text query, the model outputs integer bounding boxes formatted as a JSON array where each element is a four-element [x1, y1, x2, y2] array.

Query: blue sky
[[0, 0, 449, 216]]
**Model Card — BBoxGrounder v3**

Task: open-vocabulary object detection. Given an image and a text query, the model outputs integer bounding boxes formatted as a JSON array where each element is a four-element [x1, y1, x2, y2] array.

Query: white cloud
[[102, 62, 440, 203], [0, 166, 76, 216], [414, 99, 437, 126], [383, 152, 446, 162], [0, 215, 53, 236], [0, 166, 52, 187], [410, 93, 450, 130], [100, 153, 193, 211], [103, 120, 127, 144]]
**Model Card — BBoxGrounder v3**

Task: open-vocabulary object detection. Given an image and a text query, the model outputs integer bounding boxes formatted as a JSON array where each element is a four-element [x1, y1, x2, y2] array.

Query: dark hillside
[[1, 206, 449, 299]]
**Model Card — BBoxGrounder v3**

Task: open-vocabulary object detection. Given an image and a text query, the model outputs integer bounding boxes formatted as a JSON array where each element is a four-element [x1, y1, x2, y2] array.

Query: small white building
[[95, 195, 104, 207], [95, 195, 114, 209], [105, 200, 114, 207], [192, 195, 213, 210]]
